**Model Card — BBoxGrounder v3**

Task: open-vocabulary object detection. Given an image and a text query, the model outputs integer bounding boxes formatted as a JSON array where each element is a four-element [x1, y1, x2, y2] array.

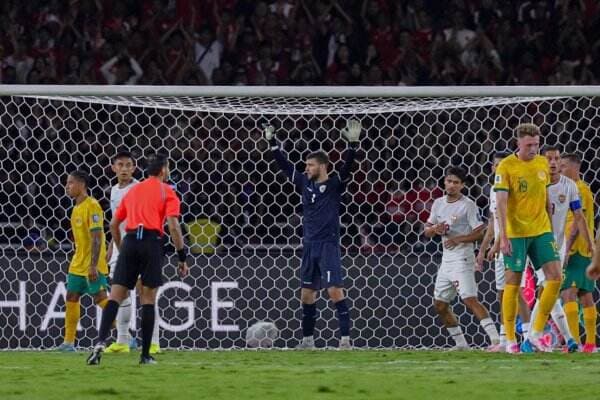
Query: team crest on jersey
[[537, 171, 546, 180], [92, 214, 100, 223], [558, 194, 566, 203], [319, 185, 326, 193]]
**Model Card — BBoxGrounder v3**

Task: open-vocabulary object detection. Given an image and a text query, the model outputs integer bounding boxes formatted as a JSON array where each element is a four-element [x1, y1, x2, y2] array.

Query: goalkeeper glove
[[341, 119, 361, 143], [264, 125, 275, 141]]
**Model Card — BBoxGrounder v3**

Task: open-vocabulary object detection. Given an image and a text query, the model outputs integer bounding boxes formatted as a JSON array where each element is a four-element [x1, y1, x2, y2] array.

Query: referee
[[87, 153, 189, 365]]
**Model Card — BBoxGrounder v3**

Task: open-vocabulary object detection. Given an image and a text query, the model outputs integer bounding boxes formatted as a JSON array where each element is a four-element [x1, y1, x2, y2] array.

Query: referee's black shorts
[[112, 230, 164, 289]]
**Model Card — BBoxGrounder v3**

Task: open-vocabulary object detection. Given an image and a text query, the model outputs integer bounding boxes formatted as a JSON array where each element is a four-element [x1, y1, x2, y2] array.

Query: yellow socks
[[97, 298, 109, 309], [564, 301, 580, 344], [583, 306, 597, 346], [64, 301, 80, 344], [502, 284, 520, 342], [532, 280, 561, 334]]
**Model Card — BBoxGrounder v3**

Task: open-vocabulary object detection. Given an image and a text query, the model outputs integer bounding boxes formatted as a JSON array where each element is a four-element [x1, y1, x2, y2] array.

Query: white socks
[[116, 296, 132, 345], [152, 305, 160, 345], [448, 326, 468, 347], [530, 298, 573, 341], [480, 317, 500, 345]]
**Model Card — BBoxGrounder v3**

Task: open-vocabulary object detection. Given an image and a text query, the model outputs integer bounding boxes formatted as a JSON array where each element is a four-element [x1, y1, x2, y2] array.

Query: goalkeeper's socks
[[335, 299, 351, 337], [141, 304, 156, 358], [116, 296, 132, 345], [447, 326, 468, 348], [302, 303, 317, 337], [480, 317, 500, 345], [65, 300, 80, 344], [97, 299, 119, 343]]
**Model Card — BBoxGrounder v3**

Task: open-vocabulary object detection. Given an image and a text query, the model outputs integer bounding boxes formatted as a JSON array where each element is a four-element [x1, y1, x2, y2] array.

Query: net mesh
[[1, 93, 599, 349]]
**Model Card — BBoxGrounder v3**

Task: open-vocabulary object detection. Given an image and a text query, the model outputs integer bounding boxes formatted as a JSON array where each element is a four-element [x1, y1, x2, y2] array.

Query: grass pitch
[[0, 349, 598, 400]]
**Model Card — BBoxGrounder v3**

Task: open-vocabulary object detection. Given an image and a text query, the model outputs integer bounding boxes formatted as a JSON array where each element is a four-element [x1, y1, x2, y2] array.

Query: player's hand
[[500, 236, 512, 257], [433, 223, 447, 236], [178, 261, 189, 278], [264, 125, 275, 141], [475, 251, 484, 271], [586, 262, 600, 280], [486, 245, 497, 262], [341, 119, 361, 143], [444, 237, 459, 250], [88, 266, 98, 282]]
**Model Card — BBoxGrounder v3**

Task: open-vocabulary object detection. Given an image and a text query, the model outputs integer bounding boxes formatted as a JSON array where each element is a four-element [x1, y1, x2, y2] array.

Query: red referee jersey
[[114, 177, 181, 235]]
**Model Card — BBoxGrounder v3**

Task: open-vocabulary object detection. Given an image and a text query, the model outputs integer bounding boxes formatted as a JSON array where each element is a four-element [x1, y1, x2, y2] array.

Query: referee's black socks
[[141, 304, 155, 357], [98, 300, 120, 343]]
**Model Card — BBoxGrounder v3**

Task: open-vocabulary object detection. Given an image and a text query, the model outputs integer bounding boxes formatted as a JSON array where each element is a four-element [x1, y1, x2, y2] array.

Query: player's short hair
[[145, 153, 169, 176], [515, 123, 541, 138], [493, 151, 510, 160], [541, 145, 561, 155], [69, 170, 89, 187], [113, 150, 135, 163], [306, 151, 329, 165], [561, 152, 582, 165], [445, 166, 467, 183]]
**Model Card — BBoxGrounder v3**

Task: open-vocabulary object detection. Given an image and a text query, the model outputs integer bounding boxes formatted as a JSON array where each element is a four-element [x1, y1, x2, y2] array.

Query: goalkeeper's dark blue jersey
[[271, 142, 357, 243]]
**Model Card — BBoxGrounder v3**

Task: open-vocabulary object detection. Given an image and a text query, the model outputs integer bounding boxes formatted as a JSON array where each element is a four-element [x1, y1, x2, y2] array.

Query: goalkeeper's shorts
[[300, 241, 344, 290]]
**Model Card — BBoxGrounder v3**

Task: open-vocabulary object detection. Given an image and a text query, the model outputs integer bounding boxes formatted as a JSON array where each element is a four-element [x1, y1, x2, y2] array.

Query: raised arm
[[338, 119, 361, 185], [265, 125, 304, 188]]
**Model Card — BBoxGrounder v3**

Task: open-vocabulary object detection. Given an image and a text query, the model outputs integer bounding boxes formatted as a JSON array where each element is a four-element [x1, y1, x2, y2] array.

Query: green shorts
[[561, 253, 595, 293], [67, 273, 109, 296], [504, 232, 560, 272]]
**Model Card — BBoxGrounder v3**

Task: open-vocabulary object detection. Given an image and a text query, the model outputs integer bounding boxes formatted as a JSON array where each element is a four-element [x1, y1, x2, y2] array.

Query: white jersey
[[427, 195, 484, 263], [547, 175, 580, 251], [109, 179, 138, 266], [489, 189, 499, 240]]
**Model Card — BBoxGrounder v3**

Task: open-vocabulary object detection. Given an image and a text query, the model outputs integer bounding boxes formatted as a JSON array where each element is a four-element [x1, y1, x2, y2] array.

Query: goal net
[[1, 86, 598, 350]]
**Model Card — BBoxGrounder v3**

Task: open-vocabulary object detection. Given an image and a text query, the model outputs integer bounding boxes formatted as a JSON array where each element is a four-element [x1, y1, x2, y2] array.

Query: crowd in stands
[[1, 0, 600, 86]]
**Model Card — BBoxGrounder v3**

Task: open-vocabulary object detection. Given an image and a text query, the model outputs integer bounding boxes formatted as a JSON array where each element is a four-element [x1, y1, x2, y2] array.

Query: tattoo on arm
[[91, 231, 101, 267]]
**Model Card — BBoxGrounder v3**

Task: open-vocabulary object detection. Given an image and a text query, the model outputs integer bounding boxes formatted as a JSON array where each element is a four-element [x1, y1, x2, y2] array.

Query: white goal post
[[0, 85, 599, 350]]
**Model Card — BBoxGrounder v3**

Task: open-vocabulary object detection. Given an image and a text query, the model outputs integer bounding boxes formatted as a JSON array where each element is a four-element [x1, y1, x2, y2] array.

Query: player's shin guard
[[116, 296, 132, 345], [302, 303, 317, 338], [334, 299, 351, 338], [583, 306, 596, 346], [65, 301, 80, 344], [502, 284, 520, 342], [141, 304, 155, 358], [97, 300, 120, 343], [564, 301, 580, 344], [532, 280, 561, 336]]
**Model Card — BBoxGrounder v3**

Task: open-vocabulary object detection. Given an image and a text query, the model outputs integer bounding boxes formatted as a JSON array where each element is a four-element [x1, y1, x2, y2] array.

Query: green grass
[[0, 350, 599, 400]]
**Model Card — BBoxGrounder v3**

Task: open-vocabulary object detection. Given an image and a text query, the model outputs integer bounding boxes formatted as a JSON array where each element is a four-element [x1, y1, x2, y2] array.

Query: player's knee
[[327, 287, 344, 302], [433, 300, 448, 314], [66, 292, 80, 302], [300, 289, 317, 304]]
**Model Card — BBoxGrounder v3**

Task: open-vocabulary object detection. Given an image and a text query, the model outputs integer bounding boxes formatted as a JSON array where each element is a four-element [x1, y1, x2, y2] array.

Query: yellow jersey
[[566, 179, 594, 257], [493, 154, 551, 238], [69, 196, 108, 276]]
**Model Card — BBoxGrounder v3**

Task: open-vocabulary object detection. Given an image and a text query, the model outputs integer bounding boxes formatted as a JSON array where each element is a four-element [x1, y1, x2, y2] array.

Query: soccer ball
[[245, 322, 279, 348]]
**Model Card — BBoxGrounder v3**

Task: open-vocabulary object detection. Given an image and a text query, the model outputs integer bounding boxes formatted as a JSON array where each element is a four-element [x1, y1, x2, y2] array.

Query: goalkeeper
[[266, 120, 360, 349]]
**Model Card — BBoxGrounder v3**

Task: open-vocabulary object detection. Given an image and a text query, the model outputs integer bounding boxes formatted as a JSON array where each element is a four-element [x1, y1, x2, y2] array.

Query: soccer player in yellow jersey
[[57, 171, 110, 351], [560, 153, 596, 353], [494, 123, 562, 353]]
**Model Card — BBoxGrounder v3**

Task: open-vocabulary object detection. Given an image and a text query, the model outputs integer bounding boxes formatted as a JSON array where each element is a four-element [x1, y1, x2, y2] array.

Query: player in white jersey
[[104, 151, 161, 354], [425, 167, 500, 350], [477, 152, 531, 348], [521, 146, 583, 353]]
